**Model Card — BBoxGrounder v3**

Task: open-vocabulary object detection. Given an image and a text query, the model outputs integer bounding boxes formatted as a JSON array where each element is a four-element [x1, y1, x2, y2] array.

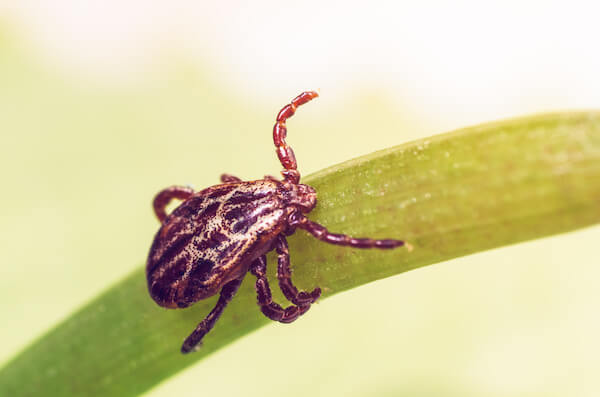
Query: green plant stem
[[1, 112, 600, 397]]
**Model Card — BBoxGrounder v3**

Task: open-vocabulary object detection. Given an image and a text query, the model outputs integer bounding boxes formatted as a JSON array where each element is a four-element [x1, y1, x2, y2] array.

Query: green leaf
[[1, 111, 599, 397]]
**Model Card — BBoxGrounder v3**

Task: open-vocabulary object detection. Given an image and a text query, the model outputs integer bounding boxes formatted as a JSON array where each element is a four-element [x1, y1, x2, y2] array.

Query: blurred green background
[[1, 3, 599, 396]]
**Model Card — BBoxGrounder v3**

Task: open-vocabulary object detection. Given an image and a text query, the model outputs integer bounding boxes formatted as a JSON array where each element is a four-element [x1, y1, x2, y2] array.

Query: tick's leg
[[276, 235, 321, 305], [250, 255, 311, 323], [153, 185, 195, 222], [220, 174, 241, 183], [272, 91, 319, 184], [181, 278, 243, 354], [291, 214, 406, 249]]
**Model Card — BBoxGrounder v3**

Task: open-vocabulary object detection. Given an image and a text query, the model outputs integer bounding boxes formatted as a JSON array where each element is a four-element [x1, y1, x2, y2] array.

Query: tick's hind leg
[[153, 186, 195, 222], [292, 215, 407, 249], [276, 235, 321, 305], [220, 174, 241, 183], [181, 278, 243, 354], [250, 255, 311, 323]]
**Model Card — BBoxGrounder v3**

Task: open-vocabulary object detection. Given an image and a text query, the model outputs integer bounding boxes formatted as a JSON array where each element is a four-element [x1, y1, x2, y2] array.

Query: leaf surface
[[1, 112, 599, 396]]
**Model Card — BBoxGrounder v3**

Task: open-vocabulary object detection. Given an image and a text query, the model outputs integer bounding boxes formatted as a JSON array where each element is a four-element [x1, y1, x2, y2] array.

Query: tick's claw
[[310, 287, 322, 301]]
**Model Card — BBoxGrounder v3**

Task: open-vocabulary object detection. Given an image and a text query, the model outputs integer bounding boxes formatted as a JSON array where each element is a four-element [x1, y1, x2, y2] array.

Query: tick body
[[146, 91, 407, 353]]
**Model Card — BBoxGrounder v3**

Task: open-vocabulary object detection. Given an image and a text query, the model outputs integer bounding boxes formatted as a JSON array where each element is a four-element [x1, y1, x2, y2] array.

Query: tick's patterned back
[[147, 180, 287, 308]]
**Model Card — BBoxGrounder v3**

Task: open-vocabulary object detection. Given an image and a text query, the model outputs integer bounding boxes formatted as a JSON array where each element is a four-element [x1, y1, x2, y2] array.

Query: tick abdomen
[[147, 180, 287, 308]]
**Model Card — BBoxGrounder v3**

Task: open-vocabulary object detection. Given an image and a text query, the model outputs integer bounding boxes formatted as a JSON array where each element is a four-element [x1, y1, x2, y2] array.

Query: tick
[[146, 91, 408, 353]]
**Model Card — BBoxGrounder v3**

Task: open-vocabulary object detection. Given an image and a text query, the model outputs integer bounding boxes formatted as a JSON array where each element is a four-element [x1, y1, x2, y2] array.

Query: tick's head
[[282, 182, 317, 213]]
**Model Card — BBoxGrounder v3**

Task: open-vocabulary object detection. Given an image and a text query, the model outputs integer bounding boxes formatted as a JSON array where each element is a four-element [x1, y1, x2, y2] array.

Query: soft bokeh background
[[1, 2, 599, 396]]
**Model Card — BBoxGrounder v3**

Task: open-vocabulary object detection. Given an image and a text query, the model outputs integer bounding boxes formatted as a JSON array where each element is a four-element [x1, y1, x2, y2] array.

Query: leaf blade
[[1, 111, 599, 396]]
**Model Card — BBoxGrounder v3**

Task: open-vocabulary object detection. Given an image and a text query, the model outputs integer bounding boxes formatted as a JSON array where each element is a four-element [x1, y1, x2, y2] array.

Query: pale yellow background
[[1, 2, 599, 396]]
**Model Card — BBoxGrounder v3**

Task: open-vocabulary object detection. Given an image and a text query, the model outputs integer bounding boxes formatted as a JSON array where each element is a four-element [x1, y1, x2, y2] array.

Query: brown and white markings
[[146, 91, 408, 353]]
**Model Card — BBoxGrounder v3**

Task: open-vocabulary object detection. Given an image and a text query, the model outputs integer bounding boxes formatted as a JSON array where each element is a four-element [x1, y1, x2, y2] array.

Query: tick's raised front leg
[[181, 278, 243, 354], [272, 91, 319, 184], [291, 214, 406, 249], [153, 186, 195, 222], [250, 255, 310, 323], [220, 174, 242, 183], [275, 235, 321, 305]]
